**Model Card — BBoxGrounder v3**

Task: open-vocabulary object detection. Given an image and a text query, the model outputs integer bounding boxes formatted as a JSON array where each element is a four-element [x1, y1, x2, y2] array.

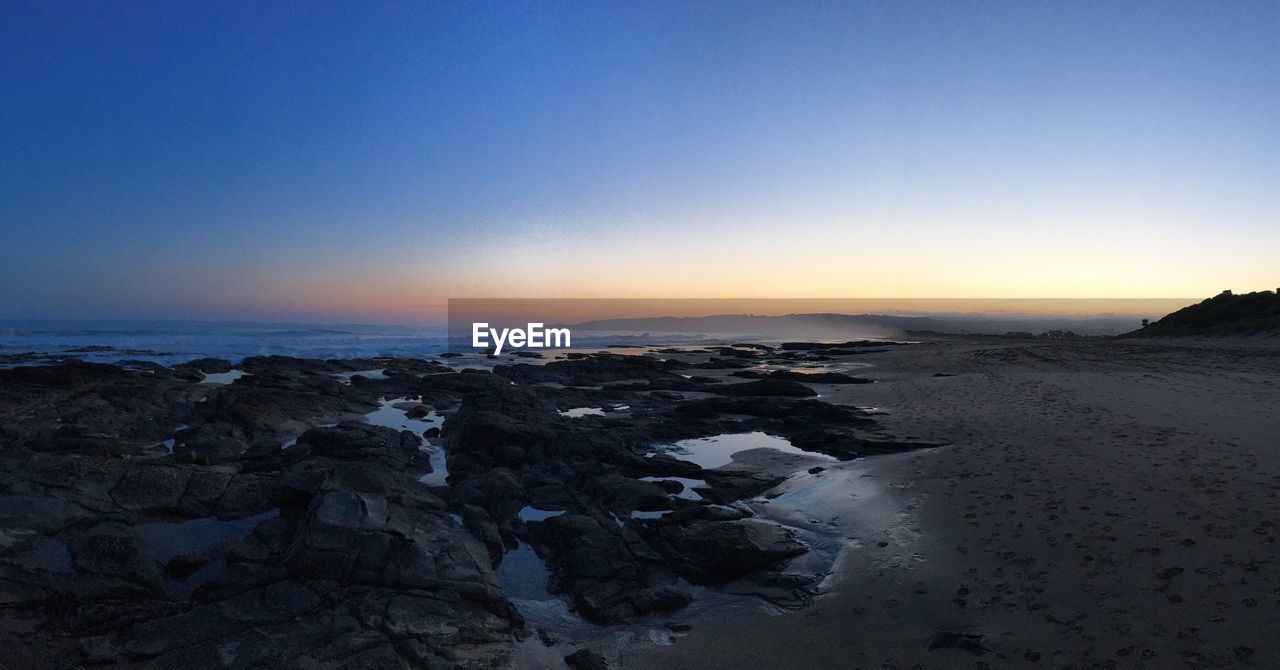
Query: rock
[[493, 355, 690, 389], [215, 473, 285, 518], [163, 554, 208, 580], [565, 648, 609, 670], [0, 345, 926, 666], [649, 391, 685, 401], [594, 474, 671, 513], [927, 631, 990, 655], [296, 422, 418, 464], [698, 472, 786, 504], [111, 465, 191, 512], [195, 376, 371, 443], [174, 434, 246, 465], [452, 468, 527, 521], [69, 521, 164, 593], [460, 504, 505, 565], [647, 478, 686, 496], [644, 519, 807, 585], [770, 370, 871, 384], [530, 513, 689, 623], [493, 444, 527, 468], [181, 358, 233, 374], [0, 360, 129, 389], [0, 493, 97, 540], [778, 340, 892, 351], [713, 379, 818, 397], [732, 369, 873, 384], [0, 360, 199, 453]]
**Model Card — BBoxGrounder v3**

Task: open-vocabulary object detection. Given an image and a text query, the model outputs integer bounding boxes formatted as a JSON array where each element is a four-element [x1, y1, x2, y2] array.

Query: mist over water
[[447, 298, 1185, 347]]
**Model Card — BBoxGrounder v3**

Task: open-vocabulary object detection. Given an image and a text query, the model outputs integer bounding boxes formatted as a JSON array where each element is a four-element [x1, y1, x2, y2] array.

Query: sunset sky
[[2, 2, 1277, 324]]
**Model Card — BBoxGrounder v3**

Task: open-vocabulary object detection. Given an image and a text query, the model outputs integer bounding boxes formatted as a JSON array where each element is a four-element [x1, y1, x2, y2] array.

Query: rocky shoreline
[[0, 343, 941, 668]]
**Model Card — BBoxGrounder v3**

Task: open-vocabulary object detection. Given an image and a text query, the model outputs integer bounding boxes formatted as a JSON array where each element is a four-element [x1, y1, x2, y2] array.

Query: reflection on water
[[630, 510, 673, 520], [362, 397, 449, 486], [496, 542, 556, 601], [14, 538, 72, 573], [495, 539, 591, 641], [559, 407, 605, 418], [419, 446, 449, 486], [519, 506, 565, 522], [135, 509, 279, 599], [363, 397, 441, 434], [657, 432, 836, 469], [749, 360, 873, 375], [199, 370, 248, 385], [639, 476, 707, 501], [748, 450, 926, 591], [137, 510, 278, 563]]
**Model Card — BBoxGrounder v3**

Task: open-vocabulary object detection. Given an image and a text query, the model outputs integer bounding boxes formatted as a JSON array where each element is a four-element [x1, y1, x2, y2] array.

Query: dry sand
[[623, 337, 1280, 669]]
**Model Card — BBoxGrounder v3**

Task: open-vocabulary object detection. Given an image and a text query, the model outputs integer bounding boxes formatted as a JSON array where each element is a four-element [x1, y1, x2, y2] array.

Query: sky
[[1, 1, 1277, 324]]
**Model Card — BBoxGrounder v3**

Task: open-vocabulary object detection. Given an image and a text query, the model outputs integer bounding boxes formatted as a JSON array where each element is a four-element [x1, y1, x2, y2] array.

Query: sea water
[[0, 320, 449, 365]]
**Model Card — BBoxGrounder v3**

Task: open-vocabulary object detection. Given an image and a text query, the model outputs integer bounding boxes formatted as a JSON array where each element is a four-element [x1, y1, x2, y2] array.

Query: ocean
[[0, 320, 449, 365]]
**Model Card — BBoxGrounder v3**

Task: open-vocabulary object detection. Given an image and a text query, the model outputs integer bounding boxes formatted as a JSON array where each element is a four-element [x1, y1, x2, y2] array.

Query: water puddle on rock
[[639, 476, 707, 501], [333, 368, 387, 383], [558, 407, 605, 418], [498, 540, 745, 667], [363, 397, 442, 434], [135, 509, 279, 600], [199, 370, 248, 385], [764, 360, 873, 374], [13, 537, 73, 573], [500, 509, 578, 636], [420, 449, 449, 486], [496, 542, 557, 603], [629, 510, 673, 520], [495, 539, 594, 645], [518, 506, 566, 522], [362, 396, 449, 485], [655, 432, 836, 470]]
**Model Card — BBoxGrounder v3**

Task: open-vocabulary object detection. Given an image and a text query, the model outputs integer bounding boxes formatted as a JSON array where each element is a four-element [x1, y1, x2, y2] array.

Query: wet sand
[[624, 337, 1280, 668]]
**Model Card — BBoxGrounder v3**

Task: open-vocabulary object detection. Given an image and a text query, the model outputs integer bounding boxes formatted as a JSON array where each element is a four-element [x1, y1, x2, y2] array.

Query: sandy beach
[[624, 337, 1280, 668]]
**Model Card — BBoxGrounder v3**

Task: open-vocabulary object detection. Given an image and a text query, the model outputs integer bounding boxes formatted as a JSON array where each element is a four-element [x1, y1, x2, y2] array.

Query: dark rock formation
[[0, 344, 935, 666], [643, 518, 808, 584], [565, 649, 609, 670], [0, 359, 516, 668], [712, 379, 819, 397]]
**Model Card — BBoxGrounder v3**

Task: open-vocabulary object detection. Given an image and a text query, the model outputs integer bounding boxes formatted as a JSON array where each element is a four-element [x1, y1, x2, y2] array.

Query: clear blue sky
[[2, 1, 1277, 323]]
